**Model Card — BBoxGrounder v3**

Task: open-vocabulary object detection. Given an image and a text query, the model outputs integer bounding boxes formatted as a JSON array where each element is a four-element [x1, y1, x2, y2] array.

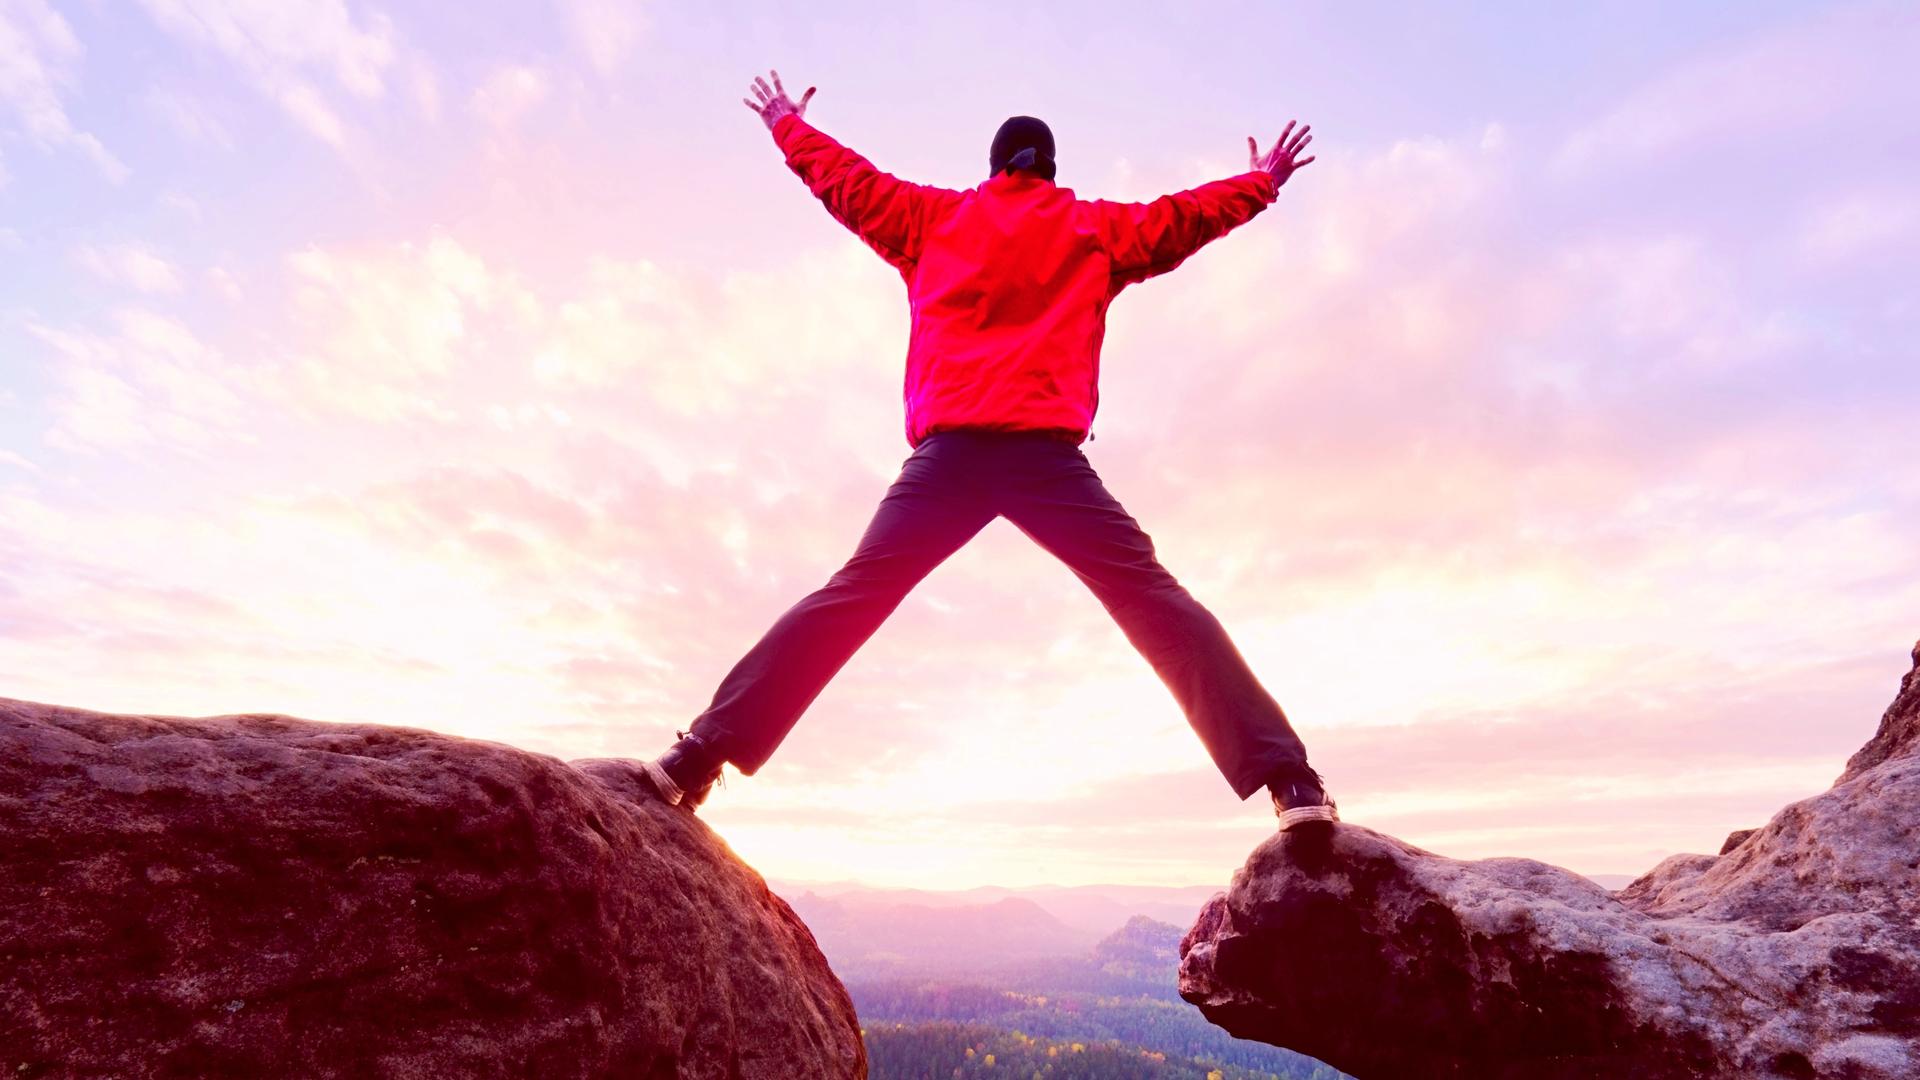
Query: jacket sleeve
[[772, 113, 960, 275], [1088, 170, 1279, 290]]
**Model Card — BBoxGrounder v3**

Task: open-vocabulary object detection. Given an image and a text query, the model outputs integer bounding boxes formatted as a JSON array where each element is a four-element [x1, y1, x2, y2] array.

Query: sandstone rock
[[0, 697, 865, 1079], [1179, 641, 1920, 1079], [1717, 827, 1758, 855]]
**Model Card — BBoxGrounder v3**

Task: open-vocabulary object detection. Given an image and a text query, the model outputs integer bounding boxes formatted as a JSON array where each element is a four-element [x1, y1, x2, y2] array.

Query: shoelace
[[1278, 763, 1327, 790], [1272, 764, 1331, 806]]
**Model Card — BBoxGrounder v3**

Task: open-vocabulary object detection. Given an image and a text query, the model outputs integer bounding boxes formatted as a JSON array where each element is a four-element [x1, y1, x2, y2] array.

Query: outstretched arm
[[743, 69, 958, 275], [1093, 120, 1316, 290]]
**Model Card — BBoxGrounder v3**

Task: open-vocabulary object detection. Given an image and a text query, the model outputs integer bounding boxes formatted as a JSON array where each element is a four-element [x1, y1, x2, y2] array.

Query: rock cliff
[[0, 698, 864, 1079], [1179, 641, 1920, 1079]]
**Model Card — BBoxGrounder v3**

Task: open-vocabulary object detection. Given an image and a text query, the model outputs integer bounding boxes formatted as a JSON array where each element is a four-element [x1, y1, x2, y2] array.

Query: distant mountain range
[[771, 880, 1224, 980], [781, 892, 1090, 980]]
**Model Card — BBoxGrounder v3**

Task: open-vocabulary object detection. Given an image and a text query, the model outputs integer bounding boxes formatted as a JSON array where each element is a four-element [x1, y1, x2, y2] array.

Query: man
[[640, 69, 1335, 832]]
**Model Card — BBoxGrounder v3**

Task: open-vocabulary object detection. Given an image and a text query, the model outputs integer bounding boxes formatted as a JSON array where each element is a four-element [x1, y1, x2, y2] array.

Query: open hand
[[742, 69, 815, 131], [1249, 121, 1315, 187]]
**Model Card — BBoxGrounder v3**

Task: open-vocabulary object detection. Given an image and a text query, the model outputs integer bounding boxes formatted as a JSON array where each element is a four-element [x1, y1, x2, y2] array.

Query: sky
[[2, 0, 1916, 890]]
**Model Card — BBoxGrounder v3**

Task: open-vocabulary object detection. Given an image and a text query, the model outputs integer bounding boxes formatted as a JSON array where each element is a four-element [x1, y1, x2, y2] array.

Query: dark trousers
[[687, 429, 1310, 800]]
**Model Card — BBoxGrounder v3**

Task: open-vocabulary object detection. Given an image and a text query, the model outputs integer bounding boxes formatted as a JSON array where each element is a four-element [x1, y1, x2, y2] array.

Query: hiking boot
[[1270, 764, 1339, 831], [640, 730, 725, 810]]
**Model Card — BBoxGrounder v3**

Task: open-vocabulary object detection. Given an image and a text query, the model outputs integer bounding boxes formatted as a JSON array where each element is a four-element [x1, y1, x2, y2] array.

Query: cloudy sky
[[2, 0, 1916, 889]]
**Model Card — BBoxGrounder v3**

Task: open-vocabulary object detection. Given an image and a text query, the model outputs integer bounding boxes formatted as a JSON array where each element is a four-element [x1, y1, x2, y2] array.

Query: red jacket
[[772, 113, 1280, 448]]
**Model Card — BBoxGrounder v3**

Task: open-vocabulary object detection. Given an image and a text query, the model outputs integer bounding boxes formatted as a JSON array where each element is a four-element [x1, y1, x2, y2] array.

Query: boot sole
[[1278, 804, 1339, 830]]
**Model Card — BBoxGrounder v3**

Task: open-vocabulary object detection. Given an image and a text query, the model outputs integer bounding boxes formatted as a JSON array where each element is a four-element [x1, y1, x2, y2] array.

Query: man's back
[[772, 113, 1280, 448]]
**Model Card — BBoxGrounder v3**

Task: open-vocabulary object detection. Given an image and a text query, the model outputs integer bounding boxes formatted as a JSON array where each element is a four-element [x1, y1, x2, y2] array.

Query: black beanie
[[989, 115, 1056, 181]]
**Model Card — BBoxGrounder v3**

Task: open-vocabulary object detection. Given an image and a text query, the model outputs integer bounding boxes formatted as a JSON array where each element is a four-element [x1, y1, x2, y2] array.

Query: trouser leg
[[999, 441, 1309, 800], [688, 436, 997, 774]]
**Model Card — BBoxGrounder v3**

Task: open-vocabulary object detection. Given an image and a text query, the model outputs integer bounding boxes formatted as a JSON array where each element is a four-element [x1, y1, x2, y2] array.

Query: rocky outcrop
[[0, 698, 865, 1079], [1179, 641, 1920, 1079]]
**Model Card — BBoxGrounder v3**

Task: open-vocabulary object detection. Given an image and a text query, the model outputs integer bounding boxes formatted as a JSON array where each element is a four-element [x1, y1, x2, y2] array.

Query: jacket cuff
[[772, 112, 809, 151], [1243, 169, 1279, 203]]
